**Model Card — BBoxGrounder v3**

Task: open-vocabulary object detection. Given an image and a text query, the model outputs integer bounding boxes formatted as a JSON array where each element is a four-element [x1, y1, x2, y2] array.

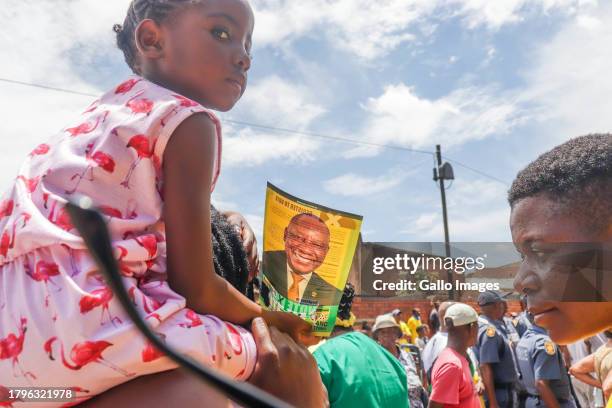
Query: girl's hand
[[222, 210, 260, 281], [261, 310, 320, 347]]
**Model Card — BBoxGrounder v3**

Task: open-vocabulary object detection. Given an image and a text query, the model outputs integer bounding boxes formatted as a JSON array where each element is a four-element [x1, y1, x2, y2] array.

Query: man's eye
[[212, 28, 230, 40]]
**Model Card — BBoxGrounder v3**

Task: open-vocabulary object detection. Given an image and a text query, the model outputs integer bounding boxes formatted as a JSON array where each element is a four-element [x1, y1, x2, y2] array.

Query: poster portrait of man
[[262, 213, 342, 306]]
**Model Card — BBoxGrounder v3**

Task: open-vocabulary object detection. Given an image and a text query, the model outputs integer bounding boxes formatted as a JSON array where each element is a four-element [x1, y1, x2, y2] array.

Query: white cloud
[[346, 83, 524, 156], [400, 178, 511, 241], [252, 0, 593, 60], [0, 1, 126, 87], [523, 2, 612, 140], [231, 75, 326, 129], [252, 0, 433, 60], [0, 0, 128, 190], [323, 171, 407, 196], [221, 126, 321, 167], [448, 0, 584, 30], [221, 75, 327, 167]]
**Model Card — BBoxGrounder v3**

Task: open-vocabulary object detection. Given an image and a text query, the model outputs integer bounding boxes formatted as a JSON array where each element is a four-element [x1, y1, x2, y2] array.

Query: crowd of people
[[323, 290, 611, 408]]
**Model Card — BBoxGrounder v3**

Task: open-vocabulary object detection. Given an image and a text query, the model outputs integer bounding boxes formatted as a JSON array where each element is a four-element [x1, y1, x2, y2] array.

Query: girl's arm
[[163, 113, 260, 324], [569, 354, 602, 389], [162, 114, 316, 346]]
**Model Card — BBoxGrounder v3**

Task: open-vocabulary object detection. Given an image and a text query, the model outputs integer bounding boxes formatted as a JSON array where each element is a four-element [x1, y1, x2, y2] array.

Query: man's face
[[284, 216, 330, 275], [375, 327, 401, 350], [511, 194, 612, 344]]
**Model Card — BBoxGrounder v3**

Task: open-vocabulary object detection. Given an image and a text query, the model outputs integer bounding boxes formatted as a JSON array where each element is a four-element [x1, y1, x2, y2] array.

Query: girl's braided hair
[[210, 205, 250, 295], [113, 0, 200, 73]]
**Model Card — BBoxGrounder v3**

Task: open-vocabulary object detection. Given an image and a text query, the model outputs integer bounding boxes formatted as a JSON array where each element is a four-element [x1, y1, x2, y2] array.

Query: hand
[[249, 318, 329, 408], [475, 381, 485, 395], [262, 309, 320, 347], [222, 211, 260, 281]]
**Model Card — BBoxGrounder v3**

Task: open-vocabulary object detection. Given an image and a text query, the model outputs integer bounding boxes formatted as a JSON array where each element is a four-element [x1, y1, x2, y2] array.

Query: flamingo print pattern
[[0, 318, 36, 381], [0, 76, 250, 404], [65, 143, 116, 195]]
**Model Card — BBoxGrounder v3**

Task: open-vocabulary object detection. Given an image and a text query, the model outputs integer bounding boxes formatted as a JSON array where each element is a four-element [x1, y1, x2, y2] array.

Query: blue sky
[[1, 0, 611, 246]]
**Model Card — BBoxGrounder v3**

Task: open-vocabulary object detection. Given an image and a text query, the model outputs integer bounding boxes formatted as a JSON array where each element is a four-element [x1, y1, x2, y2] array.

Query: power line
[[224, 119, 434, 156], [443, 157, 509, 185], [0, 76, 509, 185], [0, 77, 97, 97]]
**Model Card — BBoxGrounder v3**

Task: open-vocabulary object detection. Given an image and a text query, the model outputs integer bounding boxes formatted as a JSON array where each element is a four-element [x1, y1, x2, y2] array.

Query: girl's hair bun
[[113, 24, 123, 34]]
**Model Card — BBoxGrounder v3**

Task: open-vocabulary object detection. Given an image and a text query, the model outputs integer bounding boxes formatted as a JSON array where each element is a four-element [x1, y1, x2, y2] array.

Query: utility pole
[[433, 144, 455, 299]]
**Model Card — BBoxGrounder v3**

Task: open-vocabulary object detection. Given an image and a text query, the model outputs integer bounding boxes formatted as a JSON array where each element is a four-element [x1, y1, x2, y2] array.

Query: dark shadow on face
[[510, 194, 612, 344]]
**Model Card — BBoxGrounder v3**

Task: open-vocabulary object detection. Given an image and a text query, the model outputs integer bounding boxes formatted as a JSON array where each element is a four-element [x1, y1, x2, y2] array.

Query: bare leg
[[79, 368, 231, 408]]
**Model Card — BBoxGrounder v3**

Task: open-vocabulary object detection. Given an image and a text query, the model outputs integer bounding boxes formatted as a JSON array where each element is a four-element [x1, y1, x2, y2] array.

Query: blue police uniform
[[515, 324, 577, 408], [513, 312, 530, 338], [476, 315, 517, 408]]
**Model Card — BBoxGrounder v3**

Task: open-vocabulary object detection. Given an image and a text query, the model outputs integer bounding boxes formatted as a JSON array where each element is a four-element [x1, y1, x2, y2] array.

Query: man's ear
[[134, 19, 165, 60]]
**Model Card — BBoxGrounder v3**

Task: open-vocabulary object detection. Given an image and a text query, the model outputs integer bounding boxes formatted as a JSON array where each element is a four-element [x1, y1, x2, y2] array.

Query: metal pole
[[436, 145, 454, 300]]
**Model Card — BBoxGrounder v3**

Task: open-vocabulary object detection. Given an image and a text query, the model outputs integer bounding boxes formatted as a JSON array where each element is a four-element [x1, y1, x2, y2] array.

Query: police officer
[[476, 290, 517, 408], [513, 297, 530, 338], [516, 315, 577, 408]]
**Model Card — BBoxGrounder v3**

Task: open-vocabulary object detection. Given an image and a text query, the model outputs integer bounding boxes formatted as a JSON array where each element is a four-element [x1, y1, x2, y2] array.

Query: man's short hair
[[289, 213, 327, 229], [508, 134, 612, 232]]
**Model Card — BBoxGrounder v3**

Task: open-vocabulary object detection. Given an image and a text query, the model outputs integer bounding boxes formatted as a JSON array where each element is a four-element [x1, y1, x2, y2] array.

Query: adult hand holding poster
[[259, 183, 362, 336]]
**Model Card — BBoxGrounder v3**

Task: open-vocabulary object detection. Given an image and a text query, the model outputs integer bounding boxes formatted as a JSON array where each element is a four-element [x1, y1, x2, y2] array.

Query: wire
[[0, 76, 509, 185], [0, 77, 97, 97], [222, 119, 435, 156], [443, 157, 509, 186]]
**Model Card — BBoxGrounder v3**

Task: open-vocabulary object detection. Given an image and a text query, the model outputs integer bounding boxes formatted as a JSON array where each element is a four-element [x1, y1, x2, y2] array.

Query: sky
[[1, 0, 611, 247]]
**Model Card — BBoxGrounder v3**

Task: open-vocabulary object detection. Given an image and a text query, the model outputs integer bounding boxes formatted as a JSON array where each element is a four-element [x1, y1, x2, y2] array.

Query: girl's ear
[[134, 19, 164, 60]]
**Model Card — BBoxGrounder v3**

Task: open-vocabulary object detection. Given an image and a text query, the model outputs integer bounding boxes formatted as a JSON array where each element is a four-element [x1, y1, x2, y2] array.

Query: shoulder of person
[[479, 323, 498, 339], [433, 350, 463, 372], [533, 334, 557, 356]]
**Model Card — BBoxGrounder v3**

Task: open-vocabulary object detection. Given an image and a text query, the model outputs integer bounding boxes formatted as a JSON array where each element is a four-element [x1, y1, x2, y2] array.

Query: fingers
[[251, 317, 275, 356]]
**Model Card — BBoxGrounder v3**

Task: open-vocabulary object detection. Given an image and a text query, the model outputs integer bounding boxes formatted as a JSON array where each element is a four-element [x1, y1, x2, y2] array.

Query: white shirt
[[422, 332, 448, 373], [287, 264, 312, 301]]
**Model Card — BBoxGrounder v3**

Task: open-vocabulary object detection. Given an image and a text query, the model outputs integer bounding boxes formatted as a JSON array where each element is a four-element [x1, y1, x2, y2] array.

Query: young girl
[[0, 0, 310, 401]]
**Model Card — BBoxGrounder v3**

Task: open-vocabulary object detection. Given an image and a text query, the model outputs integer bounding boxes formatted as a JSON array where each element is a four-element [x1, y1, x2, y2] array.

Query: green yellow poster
[[259, 183, 362, 336]]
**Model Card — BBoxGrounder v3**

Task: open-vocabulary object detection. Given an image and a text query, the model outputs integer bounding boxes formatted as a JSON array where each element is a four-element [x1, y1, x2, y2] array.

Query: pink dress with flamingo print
[[0, 76, 256, 406]]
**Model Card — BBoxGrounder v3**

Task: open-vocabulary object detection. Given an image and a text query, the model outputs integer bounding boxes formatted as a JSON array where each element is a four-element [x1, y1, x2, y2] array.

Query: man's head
[[438, 301, 456, 332], [412, 308, 421, 318], [478, 291, 506, 321], [283, 213, 330, 275], [509, 134, 612, 344], [372, 314, 402, 352], [391, 308, 402, 323], [432, 301, 440, 311], [445, 303, 479, 347]]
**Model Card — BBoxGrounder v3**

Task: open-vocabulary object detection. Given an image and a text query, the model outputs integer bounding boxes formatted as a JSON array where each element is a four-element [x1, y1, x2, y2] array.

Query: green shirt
[[313, 332, 410, 408]]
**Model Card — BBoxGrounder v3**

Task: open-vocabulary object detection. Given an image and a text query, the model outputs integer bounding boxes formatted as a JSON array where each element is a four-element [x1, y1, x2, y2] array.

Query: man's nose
[[513, 260, 540, 296]]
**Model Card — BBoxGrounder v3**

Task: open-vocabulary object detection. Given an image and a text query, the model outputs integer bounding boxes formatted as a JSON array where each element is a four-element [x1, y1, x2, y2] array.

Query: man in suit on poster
[[262, 213, 342, 307]]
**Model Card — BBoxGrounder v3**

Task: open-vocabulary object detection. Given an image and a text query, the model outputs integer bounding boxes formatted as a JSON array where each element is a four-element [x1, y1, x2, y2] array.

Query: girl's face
[[510, 193, 612, 345], [151, 0, 254, 111]]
